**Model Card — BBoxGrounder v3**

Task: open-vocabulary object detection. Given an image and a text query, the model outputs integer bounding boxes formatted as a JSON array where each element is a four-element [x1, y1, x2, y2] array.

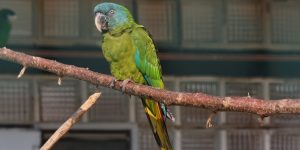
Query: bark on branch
[[1, 47, 300, 117]]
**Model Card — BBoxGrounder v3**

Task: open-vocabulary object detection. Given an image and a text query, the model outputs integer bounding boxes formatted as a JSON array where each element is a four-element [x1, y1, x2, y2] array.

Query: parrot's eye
[[108, 10, 115, 15]]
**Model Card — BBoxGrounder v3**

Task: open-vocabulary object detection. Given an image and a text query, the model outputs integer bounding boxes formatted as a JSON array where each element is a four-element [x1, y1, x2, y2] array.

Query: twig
[[17, 66, 26, 79], [58, 77, 62, 86], [1, 48, 300, 117], [206, 111, 217, 128], [40, 92, 101, 150]]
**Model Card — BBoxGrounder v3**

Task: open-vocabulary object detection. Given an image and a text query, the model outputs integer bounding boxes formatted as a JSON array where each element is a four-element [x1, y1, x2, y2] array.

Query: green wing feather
[[133, 25, 164, 88], [132, 25, 172, 150]]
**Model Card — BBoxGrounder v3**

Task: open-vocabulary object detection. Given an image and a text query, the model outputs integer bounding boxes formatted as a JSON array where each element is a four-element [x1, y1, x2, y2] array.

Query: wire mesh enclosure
[[135, 97, 146, 123], [0, 79, 32, 123], [2, 0, 300, 49], [225, 82, 264, 126], [182, 0, 222, 46], [226, 0, 263, 43], [137, 0, 176, 43], [138, 125, 174, 150], [271, 130, 300, 150], [43, 0, 80, 37], [138, 125, 160, 150], [225, 82, 264, 98], [227, 130, 264, 150], [269, 82, 300, 125], [181, 129, 217, 150], [39, 79, 81, 122], [0, 0, 33, 37], [0, 75, 300, 150], [88, 84, 130, 122], [271, 0, 300, 44], [179, 80, 220, 127]]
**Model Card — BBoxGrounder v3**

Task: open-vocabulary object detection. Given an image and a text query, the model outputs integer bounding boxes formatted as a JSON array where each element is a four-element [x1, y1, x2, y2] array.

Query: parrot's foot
[[121, 79, 133, 93], [161, 103, 175, 122], [166, 109, 175, 122], [109, 78, 117, 88], [109, 78, 132, 93]]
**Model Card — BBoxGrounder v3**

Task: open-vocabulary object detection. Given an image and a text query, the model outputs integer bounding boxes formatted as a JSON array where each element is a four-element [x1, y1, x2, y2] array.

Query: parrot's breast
[[102, 32, 145, 84]]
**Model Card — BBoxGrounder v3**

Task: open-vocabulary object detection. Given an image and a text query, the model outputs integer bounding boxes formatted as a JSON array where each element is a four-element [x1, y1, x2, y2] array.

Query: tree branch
[[40, 92, 101, 150], [1, 47, 300, 117]]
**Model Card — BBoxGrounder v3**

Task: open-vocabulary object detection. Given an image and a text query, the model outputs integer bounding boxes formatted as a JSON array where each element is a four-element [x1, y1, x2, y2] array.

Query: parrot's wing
[[133, 25, 164, 88], [132, 25, 165, 112], [132, 25, 173, 150], [132, 25, 175, 121]]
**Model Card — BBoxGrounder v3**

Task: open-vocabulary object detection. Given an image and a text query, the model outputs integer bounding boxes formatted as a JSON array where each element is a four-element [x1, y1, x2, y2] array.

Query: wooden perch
[[40, 92, 101, 150], [1, 47, 300, 117]]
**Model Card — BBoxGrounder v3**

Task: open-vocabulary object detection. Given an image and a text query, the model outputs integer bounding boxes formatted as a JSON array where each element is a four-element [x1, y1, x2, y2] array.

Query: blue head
[[0, 9, 16, 22], [94, 3, 135, 34]]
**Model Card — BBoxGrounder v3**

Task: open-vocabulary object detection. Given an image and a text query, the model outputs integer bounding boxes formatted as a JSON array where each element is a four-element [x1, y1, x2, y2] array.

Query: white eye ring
[[109, 10, 115, 15]]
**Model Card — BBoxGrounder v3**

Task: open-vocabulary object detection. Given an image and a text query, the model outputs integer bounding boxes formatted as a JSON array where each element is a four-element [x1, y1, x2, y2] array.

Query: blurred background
[[1, 0, 300, 150]]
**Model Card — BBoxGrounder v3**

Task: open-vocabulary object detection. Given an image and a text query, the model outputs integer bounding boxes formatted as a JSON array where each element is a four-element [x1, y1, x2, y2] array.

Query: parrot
[[0, 9, 16, 48], [94, 3, 174, 150]]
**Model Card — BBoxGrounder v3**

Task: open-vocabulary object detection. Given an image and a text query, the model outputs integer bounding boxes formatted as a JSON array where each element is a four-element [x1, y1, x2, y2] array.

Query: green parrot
[[0, 9, 16, 48], [94, 3, 174, 150]]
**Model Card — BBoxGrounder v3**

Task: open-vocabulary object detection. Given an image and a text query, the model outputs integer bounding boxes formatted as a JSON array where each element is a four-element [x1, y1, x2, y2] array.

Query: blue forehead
[[94, 3, 123, 14], [0, 9, 15, 16]]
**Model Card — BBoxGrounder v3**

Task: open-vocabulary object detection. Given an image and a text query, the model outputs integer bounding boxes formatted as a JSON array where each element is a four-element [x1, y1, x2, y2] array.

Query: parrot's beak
[[95, 12, 108, 33], [8, 15, 17, 22]]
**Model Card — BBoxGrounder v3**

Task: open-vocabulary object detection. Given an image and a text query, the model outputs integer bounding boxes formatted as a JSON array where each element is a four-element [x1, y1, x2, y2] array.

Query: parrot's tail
[[141, 98, 173, 150]]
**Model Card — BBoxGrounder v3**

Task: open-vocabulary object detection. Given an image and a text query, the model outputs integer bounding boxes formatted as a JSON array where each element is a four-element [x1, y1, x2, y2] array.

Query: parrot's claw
[[121, 79, 133, 93], [109, 78, 117, 88], [166, 110, 175, 122]]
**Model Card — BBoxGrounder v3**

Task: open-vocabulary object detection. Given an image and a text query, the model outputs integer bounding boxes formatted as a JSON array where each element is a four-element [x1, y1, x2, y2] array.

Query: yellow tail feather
[[142, 98, 173, 150]]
